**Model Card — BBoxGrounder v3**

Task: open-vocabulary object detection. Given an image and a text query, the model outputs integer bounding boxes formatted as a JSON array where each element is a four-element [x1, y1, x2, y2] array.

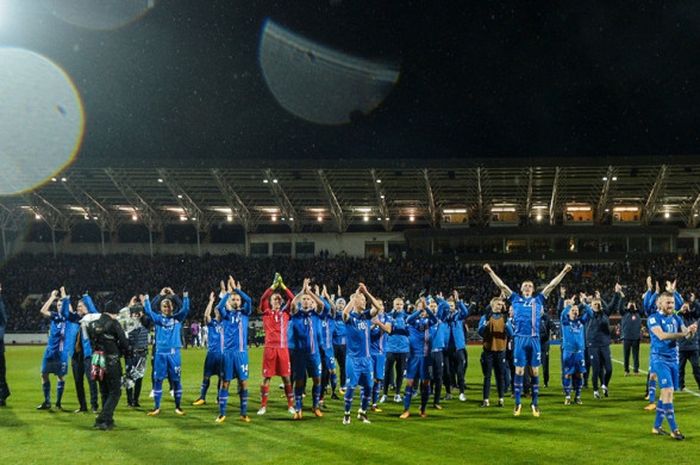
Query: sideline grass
[[1, 344, 698, 465]]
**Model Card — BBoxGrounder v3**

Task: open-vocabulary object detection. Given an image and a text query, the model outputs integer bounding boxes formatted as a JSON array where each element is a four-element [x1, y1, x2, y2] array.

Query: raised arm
[[40, 290, 59, 318], [342, 295, 355, 322], [141, 294, 163, 325], [204, 292, 215, 324], [81, 293, 99, 314], [359, 283, 383, 317], [483, 264, 513, 298], [542, 264, 573, 298], [233, 284, 253, 316]]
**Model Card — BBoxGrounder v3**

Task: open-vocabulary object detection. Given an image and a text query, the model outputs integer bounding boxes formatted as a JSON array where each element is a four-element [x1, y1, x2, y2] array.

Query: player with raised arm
[[318, 284, 339, 406], [141, 287, 190, 416], [369, 293, 392, 412], [256, 273, 295, 415], [445, 291, 469, 402], [215, 276, 253, 423], [192, 290, 223, 407], [399, 298, 438, 419], [648, 292, 697, 440], [289, 278, 329, 419], [560, 301, 593, 405], [342, 283, 383, 424], [37, 289, 71, 411], [483, 263, 572, 417]]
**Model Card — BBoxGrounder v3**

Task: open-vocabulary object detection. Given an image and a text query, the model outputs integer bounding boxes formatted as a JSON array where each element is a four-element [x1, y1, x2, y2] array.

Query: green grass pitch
[[1, 344, 698, 465]]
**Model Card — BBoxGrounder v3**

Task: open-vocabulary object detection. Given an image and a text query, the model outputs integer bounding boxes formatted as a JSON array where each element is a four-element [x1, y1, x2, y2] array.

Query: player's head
[[407, 304, 415, 314], [354, 293, 367, 310], [335, 298, 346, 312], [161, 298, 174, 316], [228, 293, 242, 310], [428, 298, 438, 312], [520, 280, 534, 297], [130, 304, 144, 319], [54, 299, 62, 312], [490, 297, 504, 313], [448, 299, 456, 311], [76, 299, 88, 315], [269, 292, 283, 310], [569, 304, 579, 319], [393, 298, 404, 311], [591, 298, 602, 312], [658, 292, 675, 315], [301, 293, 314, 310]]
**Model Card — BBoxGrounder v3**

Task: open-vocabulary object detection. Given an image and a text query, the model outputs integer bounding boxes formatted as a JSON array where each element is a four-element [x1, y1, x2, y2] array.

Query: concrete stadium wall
[[7, 232, 405, 258], [4, 333, 48, 345]]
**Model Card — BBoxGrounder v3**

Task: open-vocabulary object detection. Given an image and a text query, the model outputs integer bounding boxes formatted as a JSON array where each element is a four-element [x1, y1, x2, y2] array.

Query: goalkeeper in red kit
[[257, 273, 296, 415]]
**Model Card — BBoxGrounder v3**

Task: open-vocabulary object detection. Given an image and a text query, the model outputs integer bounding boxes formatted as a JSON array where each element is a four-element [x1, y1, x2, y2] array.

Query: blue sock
[[372, 381, 381, 405], [312, 384, 322, 409], [200, 378, 210, 400], [330, 373, 337, 393], [294, 386, 303, 412], [420, 383, 429, 412], [239, 388, 248, 416], [403, 386, 413, 411], [219, 388, 229, 416], [153, 380, 163, 409], [344, 387, 354, 413], [648, 381, 656, 404], [361, 385, 371, 411], [663, 403, 678, 431], [563, 377, 572, 396], [654, 400, 664, 429], [573, 376, 582, 398], [173, 380, 182, 409], [514, 374, 523, 406], [56, 380, 65, 405], [531, 376, 540, 407], [42, 381, 51, 404]]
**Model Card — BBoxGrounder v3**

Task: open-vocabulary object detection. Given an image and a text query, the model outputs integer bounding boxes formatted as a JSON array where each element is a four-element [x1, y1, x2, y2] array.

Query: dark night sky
[[3, 0, 700, 164]]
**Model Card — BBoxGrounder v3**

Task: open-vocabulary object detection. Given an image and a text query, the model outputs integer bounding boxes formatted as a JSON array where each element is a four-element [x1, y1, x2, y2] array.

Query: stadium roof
[[1, 156, 699, 233]]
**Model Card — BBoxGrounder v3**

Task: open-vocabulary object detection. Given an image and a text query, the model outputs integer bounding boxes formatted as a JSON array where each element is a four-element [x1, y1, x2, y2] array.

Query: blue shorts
[[222, 351, 249, 382], [345, 357, 373, 390], [406, 354, 430, 380], [41, 353, 68, 376], [371, 353, 386, 380], [651, 358, 679, 391], [291, 349, 322, 381], [203, 352, 223, 378], [154, 351, 182, 382], [513, 337, 541, 368], [562, 351, 586, 376], [321, 347, 336, 372]]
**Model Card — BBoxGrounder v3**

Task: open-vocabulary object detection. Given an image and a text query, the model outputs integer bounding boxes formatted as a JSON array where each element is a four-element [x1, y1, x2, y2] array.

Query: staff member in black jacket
[[586, 288, 619, 399], [620, 301, 643, 376], [87, 300, 130, 430], [678, 299, 700, 391], [0, 283, 10, 406]]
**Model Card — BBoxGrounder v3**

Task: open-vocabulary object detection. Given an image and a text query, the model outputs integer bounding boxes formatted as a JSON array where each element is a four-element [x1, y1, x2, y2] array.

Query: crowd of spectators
[[0, 252, 696, 332]]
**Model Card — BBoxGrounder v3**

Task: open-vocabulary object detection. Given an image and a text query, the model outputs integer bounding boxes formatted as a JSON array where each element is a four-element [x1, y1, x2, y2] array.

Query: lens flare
[[43, 0, 156, 31], [259, 19, 400, 125], [0, 48, 85, 195]]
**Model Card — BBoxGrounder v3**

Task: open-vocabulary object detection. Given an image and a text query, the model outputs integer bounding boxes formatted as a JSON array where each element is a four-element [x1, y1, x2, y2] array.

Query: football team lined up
[[28, 264, 698, 439]]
